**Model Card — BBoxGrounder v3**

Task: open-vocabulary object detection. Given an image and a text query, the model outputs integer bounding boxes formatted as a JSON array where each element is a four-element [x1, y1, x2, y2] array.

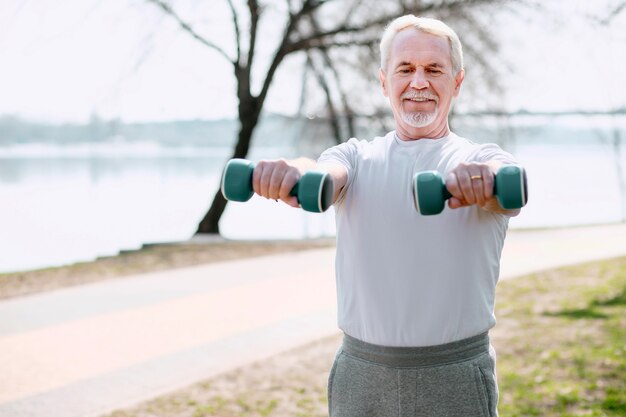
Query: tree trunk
[[196, 100, 261, 234]]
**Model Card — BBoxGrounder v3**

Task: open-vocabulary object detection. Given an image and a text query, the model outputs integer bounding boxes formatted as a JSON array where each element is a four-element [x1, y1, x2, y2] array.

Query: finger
[[252, 161, 265, 197], [468, 169, 486, 206], [278, 170, 300, 205], [445, 171, 462, 200], [284, 196, 300, 208], [479, 165, 495, 203], [456, 169, 477, 205], [268, 166, 285, 200], [446, 172, 472, 210], [258, 161, 274, 198], [448, 196, 469, 209]]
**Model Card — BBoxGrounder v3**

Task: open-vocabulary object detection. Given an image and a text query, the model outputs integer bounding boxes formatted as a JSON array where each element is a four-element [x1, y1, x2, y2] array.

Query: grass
[[104, 256, 626, 417], [494, 257, 626, 416]]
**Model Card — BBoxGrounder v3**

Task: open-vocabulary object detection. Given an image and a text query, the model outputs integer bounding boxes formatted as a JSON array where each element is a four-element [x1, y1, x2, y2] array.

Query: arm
[[445, 160, 521, 216], [252, 158, 348, 208]]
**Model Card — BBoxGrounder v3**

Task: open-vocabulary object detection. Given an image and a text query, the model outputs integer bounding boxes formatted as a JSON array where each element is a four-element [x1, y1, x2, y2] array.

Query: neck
[[395, 122, 450, 141]]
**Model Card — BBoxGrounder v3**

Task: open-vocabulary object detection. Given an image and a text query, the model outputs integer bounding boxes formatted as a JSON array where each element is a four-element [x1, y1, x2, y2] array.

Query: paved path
[[1, 223, 625, 417]]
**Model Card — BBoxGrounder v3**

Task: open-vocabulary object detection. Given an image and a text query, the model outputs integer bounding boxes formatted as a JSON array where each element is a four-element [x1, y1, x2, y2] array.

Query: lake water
[[1, 120, 625, 273]]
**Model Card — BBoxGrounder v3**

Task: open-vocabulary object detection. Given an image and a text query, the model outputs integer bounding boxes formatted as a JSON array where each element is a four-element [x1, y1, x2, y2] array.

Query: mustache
[[401, 91, 438, 102]]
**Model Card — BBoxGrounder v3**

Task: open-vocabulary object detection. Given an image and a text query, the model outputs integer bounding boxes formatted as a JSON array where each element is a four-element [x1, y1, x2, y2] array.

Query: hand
[[445, 162, 501, 211], [252, 159, 301, 208]]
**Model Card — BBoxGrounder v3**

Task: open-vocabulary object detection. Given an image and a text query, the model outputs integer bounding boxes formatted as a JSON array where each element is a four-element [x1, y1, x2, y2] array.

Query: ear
[[379, 68, 388, 97], [453, 69, 465, 97]]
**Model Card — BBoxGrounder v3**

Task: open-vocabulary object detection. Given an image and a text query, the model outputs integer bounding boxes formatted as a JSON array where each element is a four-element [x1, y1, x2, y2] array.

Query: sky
[[0, 0, 624, 124]]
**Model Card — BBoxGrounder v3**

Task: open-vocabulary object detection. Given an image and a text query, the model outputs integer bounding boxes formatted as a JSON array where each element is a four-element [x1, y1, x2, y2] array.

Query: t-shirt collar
[[392, 131, 454, 147]]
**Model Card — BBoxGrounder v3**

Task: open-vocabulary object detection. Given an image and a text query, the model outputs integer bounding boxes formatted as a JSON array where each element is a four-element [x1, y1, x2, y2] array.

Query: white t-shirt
[[317, 131, 517, 347]]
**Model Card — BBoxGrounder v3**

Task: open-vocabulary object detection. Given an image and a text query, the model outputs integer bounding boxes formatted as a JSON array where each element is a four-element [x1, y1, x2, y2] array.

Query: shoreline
[[3, 222, 625, 301], [4, 221, 626, 300], [0, 237, 336, 301]]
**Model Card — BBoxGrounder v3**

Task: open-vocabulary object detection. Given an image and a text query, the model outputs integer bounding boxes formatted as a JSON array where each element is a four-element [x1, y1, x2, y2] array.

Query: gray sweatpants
[[327, 332, 498, 417]]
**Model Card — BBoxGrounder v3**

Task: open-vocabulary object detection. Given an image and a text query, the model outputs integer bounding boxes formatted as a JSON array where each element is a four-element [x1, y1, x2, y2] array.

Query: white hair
[[379, 15, 464, 74]]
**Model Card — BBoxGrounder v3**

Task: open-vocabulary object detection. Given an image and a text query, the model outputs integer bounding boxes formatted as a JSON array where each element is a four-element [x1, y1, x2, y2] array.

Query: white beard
[[398, 91, 439, 128], [400, 109, 437, 128]]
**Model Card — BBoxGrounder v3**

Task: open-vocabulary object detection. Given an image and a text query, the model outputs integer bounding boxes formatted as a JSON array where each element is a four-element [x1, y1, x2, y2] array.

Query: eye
[[427, 68, 442, 75]]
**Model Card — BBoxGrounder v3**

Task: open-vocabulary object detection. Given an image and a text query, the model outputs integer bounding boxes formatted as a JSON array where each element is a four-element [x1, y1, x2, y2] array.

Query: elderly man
[[252, 15, 519, 417]]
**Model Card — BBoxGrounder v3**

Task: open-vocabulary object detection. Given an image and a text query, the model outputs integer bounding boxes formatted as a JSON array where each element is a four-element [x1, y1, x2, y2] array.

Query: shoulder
[[447, 132, 517, 164], [347, 133, 392, 150], [320, 132, 393, 159]]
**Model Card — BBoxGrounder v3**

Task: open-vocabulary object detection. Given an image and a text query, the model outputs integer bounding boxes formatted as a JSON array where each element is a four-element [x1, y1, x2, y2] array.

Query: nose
[[410, 70, 429, 89]]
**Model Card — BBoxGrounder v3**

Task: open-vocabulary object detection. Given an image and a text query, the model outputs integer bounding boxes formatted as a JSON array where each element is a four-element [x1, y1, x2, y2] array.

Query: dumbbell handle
[[286, 182, 302, 198]]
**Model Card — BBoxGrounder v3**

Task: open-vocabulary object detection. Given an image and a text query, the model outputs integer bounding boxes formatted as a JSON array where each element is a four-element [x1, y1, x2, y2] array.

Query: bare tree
[[599, 1, 626, 24], [147, 0, 518, 234]]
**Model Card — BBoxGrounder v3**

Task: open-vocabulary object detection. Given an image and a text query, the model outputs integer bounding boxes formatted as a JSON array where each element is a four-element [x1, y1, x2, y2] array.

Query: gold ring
[[470, 175, 482, 180]]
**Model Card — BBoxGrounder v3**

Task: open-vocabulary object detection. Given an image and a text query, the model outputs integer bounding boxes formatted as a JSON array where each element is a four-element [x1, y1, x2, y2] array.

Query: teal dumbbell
[[220, 158, 334, 213], [413, 165, 528, 215]]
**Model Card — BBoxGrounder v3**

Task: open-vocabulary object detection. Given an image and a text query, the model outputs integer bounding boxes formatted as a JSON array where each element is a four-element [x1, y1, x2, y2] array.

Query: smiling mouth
[[405, 98, 435, 103], [401, 92, 438, 104], [403, 97, 437, 109]]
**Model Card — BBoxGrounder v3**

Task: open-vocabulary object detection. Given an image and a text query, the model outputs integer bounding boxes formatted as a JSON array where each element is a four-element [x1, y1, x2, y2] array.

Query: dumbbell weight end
[[494, 165, 528, 210], [413, 171, 451, 215], [221, 159, 256, 202], [294, 171, 335, 213]]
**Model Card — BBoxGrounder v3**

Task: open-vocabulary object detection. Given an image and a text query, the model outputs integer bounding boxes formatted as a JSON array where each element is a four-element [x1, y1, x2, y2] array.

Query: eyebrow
[[395, 61, 445, 68]]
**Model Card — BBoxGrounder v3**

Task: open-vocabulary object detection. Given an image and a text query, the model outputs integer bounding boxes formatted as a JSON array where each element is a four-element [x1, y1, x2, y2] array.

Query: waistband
[[341, 332, 490, 368]]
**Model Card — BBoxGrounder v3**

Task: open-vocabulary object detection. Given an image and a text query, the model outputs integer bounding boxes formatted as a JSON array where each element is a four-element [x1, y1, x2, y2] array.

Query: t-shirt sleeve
[[317, 138, 361, 205], [466, 143, 518, 166]]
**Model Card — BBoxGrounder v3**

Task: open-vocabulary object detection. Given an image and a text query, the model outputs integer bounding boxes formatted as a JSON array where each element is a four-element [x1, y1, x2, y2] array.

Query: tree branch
[[288, 0, 329, 27], [307, 52, 343, 144], [308, 13, 356, 137], [601, 1, 626, 24], [146, 0, 235, 65], [255, 0, 328, 104], [225, 0, 241, 64], [285, 0, 503, 53], [246, 0, 260, 70]]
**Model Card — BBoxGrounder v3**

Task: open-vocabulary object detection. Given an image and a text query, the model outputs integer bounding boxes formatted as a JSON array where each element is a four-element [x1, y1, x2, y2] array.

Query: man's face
[[380, 29, 464, 140]]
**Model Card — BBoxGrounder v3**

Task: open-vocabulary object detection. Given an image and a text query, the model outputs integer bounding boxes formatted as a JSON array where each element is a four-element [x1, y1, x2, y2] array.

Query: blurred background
[[1, 0, 625, 273]]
